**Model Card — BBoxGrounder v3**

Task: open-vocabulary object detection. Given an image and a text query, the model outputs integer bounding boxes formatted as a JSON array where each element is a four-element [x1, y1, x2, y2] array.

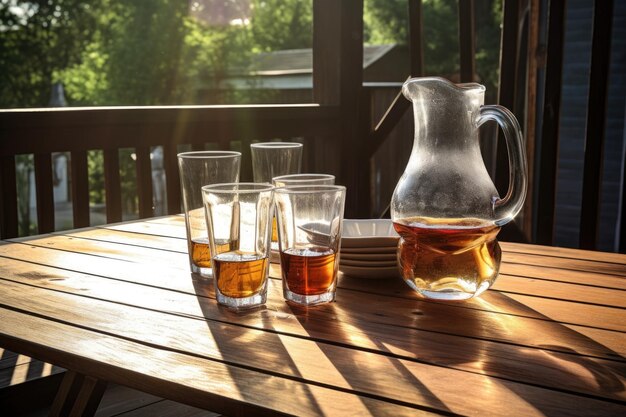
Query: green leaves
[[364, 0, 501, 96], [0, 0, 99, 107]]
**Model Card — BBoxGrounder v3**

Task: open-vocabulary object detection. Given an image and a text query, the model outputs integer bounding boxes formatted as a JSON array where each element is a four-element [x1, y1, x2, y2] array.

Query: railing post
[[458, 0, 476, 83], [313, 0, 366, 218], [579, 0, 614, 249], [70, 150, 90, 228], [135, 146, 154, 219], [163, 143, 181, 215], [0, 155, 18, 238], [34, 153, 55, 233], [536, 0, 566, 246], [408, 0, 424, 77], [496, 0, 521, 199], [103, 149, 123, 223]]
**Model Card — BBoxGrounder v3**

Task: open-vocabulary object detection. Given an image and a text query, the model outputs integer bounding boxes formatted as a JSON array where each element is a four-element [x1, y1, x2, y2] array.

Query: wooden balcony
[[2, 0, 623, 252]]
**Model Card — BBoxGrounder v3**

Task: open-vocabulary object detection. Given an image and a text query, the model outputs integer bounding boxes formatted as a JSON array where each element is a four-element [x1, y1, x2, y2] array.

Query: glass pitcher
[[391, 77, 527, 300]]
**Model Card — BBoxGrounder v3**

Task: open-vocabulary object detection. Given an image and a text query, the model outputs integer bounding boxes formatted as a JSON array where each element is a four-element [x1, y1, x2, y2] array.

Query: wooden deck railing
[[0, 105, 340, 238]]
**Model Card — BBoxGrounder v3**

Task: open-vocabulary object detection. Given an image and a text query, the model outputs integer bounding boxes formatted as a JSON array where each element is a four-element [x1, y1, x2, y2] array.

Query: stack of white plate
[[340, 219, 401, 279]]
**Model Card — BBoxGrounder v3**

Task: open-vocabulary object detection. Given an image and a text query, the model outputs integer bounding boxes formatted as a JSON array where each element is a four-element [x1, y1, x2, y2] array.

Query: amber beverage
[[280, 247, 337, 296], [213, 251, 268, 298], [274, 185, 345, 306], [190, 238, 235, 269], [271, 217, 279, 247], [190, 238, 211, 269], [203, 182, 273, 310], [394, 217, 501, 300]]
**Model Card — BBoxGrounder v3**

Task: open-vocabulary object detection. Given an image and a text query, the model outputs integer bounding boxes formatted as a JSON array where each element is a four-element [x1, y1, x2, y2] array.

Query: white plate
[[340, 245, 398, 254], [341, 219, 400, 248], [340, 252, 397, 261], [340, 258, 397, 267], [339, 264, 400, 279]]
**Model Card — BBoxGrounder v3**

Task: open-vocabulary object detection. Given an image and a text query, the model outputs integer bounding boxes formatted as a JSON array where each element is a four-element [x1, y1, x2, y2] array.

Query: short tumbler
[[202, 183, 274, 310], [274, 185, 346, 306], [178, 151, 241, 276]]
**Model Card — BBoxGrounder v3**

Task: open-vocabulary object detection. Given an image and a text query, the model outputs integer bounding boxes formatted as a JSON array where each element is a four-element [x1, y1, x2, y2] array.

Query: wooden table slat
[[503, 251, 626, 278], [500, 241, 626, 265], [492, 274, 626, 308]]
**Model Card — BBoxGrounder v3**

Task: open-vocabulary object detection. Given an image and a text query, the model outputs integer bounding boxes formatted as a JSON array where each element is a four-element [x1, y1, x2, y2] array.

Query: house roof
[[245, 44, 396, 76]]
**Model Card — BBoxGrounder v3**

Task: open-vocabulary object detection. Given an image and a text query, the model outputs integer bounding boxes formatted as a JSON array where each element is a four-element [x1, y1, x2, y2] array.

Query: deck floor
[[0, 351, 220, 417]]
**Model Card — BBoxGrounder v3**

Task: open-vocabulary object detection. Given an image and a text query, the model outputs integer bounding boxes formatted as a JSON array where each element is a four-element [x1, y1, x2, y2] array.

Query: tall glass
[[274, 185, 346, 306], [250, 142, 303, 183], [202, 183, 274, 310], [272, 173, 335, 188], [178, 151, 241, 276], [251, 142, 303, 251]]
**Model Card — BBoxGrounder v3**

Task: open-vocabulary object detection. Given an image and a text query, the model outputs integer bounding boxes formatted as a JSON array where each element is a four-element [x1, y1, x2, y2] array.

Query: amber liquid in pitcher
[[394, 217, 501, 300]]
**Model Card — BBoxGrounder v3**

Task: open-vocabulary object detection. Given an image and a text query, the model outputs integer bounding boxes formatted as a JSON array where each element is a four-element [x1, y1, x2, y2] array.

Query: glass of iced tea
[[274, 185, 346, 306], [272, 174, 335, 248], [178, 151, 241, 277], [202, 183, 274, 310]]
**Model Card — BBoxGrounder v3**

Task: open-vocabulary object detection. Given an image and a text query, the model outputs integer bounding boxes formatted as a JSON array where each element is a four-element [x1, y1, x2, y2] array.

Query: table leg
[[49, 370, 107, 417]]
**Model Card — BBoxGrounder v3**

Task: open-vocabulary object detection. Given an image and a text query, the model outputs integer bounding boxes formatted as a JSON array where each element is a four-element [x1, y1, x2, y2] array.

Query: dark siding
[[598, 0, 626, 251], [554, 0, 625, 250], [554, 0, 592, 248]]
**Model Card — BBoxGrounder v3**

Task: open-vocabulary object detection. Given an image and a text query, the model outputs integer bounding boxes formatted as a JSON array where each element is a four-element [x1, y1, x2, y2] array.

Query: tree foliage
[[0, 0, 98, 107], [249, 0, 312, 52]]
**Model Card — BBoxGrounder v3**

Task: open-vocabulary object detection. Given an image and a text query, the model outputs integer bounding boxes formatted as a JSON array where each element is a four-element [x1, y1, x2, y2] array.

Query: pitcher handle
[[477, 105, 528, 226]]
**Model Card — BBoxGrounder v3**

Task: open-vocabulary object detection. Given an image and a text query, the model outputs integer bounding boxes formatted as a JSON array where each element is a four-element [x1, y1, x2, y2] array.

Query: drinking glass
[[251, 142, 303, 251], [274, 185, 346, 306], [272, 174, 335, 256], [202, 183, 274, 310], [272, 173, 335, 188], [250, 142, 303, 183], [178, 151, 241, 276]]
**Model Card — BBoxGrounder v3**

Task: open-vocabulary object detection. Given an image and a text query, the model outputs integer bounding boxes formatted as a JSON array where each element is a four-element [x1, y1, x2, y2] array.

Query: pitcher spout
[[402, 77, 487, 148]]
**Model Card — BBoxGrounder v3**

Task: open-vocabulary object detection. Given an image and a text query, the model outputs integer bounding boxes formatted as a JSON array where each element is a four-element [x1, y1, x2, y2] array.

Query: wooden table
[[0, 215, 625, 416]]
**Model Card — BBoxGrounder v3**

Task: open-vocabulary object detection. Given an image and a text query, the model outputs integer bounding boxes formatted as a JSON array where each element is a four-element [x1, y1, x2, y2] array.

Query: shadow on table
[[191, 274, 329, 416], [335, 276, 626, 411], [192, 272, 625, 416]]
